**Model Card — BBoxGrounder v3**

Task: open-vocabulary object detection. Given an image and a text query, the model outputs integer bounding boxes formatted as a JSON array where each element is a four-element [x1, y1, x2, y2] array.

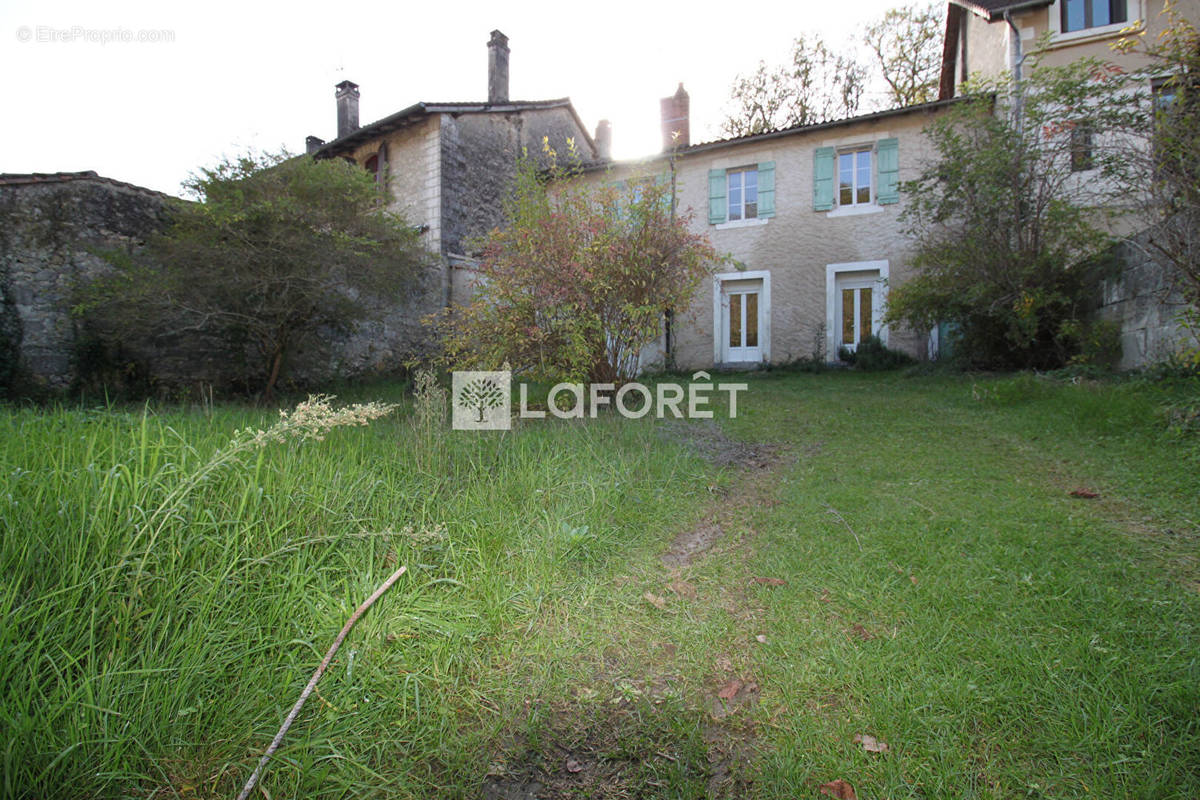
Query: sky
[[2, 0, 916, 197]]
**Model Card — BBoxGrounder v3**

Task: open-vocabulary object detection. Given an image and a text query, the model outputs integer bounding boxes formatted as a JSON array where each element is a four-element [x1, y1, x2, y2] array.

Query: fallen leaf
[[818, 589, 832, 603], [751, 576, 787, 586], [668, 580, 697, 598], [853, 733, 890, 753], [717, 679, 743, 700], [565, 757, 584, 773], [910, 574, 918, 585], [755, 634, 768, 644], [849, 624, 874, 641], [643, 592, 667, 610], [1069, 488, 1100, 499], [819, 779, 857, 799]]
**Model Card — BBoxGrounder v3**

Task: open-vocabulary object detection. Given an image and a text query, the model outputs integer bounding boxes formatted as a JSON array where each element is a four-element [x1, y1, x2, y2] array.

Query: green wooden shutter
[[708, 169, 727, 224], [876, 138, 900, 205], [757, 161, 776, 218], [813, 147, 835, 211]]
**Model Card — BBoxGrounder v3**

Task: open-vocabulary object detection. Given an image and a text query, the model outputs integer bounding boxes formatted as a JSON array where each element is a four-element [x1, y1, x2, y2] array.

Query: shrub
[[838, 335, 915, 371]]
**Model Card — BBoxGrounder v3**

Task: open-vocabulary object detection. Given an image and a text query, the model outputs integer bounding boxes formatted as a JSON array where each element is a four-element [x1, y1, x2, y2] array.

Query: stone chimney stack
[[336, 80, 360, 139], [594, 120, 612, 161], [488, 30, 510, 104], [305, 135, 325, 155], [660, 83, 690, 151]]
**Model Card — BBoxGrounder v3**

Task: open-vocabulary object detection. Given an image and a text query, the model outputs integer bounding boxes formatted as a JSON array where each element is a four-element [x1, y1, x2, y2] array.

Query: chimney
[[305, 135, 325, 155], [488, 30, 510, 104], [660, 83, 690, 151], [336, 80, 360, 139], [594, 120, 612, 161]]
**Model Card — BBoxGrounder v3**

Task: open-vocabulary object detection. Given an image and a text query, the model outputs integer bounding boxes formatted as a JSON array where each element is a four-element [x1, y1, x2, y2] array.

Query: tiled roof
[[314, 98, 595, 157]]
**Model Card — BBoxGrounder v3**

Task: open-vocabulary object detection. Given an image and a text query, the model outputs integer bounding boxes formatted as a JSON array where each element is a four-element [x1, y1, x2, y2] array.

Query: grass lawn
[[1, 371, 1197, 799]]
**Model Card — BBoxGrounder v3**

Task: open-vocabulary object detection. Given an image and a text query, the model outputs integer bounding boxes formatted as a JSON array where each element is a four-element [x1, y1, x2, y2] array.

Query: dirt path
[[482, 421, 793, 799]]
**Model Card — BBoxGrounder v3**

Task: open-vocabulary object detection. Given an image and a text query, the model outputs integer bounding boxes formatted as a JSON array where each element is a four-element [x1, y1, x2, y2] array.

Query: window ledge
[[715, 217, 769, 230], [1049, 19, 1143, 48], [826, 204, 885, 218]]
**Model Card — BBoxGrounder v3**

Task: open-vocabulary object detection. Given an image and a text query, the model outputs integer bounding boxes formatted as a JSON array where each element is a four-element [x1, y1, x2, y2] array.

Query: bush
[[838, 335, 915, 371]]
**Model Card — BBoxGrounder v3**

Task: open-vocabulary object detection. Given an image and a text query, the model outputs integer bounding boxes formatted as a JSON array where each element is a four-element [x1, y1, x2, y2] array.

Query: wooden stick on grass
[[236, 565, 408, 800]]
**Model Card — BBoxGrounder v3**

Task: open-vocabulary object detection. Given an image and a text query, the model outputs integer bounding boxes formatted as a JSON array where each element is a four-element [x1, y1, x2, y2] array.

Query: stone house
[[580, 91, 961, 369], [298, 30, 602, 373]]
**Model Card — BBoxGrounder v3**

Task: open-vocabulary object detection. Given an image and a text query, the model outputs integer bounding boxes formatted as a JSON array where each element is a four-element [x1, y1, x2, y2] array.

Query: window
[[837, 148, 872, 207], [814, 140, 897, 212], [1069, 123, 1094, 171], [727, 167, 758, 221], [1061, 0, 1127, 33], [364, 154, 379, 178], [707, 163, 775, 225]]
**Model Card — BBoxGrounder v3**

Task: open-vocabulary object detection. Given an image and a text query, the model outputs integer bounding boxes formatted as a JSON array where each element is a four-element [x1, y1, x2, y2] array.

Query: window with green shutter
[[813, 147, 835, 211]]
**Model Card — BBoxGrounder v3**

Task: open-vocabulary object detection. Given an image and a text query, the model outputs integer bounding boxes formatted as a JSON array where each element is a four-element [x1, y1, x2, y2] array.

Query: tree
[[885, 59, 1145, 368], [864, 2, 944, 107], [1115, 5, 1200, 364], [721, 34, 868, 137], [437, 147, 720, 384], [84, 151, 428, 400]]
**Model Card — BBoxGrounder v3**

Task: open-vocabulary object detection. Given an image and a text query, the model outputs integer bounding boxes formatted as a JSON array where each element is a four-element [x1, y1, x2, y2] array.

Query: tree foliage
[[437, 149, 720, 384], [84, 151, 428, 399], [886, 59, 1146, 369], [721, 34, 868, 137], [864, 2, 944, 107]]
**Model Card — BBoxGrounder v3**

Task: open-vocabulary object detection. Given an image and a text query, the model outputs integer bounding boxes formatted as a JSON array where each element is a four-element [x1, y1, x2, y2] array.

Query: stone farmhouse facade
[[581, 99, 955, 369]]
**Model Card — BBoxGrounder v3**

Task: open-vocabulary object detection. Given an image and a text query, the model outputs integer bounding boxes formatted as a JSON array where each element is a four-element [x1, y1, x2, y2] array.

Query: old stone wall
[[1097, 232, 1194, 368], [0, 174, 173, 392], [0, 172, 444, 395]]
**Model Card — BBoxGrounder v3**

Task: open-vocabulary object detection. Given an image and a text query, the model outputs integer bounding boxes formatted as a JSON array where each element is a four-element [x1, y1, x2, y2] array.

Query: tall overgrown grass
[[0, 391, 713, 798]]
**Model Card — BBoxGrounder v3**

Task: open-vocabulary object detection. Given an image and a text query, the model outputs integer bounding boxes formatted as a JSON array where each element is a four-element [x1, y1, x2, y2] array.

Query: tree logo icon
[[451, 371, 512, 430]]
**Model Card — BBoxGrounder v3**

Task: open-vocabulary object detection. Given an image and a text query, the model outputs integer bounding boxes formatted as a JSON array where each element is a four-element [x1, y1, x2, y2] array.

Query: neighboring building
[[584, 89, 960, 369], [303, 30, 601, 367], [939, 0, 1200, 366]]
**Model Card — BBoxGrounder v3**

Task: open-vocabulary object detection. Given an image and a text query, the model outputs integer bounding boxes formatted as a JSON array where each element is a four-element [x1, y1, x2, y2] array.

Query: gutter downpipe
[[1004, 10, 1029, 134]]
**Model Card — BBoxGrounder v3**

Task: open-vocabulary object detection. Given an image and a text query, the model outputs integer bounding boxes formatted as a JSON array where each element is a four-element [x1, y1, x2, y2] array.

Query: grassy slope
[[0, 372, 1197, 799]]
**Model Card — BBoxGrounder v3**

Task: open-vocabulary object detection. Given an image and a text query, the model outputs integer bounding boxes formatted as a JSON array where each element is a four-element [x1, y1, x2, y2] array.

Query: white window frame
[[712, 270, 771, 365], [836, 146, 873, 209], [825, 261, 888, 362], [726, 166, 758, 222], [1048, 0, 1143, 45]]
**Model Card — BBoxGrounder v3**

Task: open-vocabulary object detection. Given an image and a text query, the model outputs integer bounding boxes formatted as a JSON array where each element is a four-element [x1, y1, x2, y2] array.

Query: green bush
[[838, 335, 915, 371]]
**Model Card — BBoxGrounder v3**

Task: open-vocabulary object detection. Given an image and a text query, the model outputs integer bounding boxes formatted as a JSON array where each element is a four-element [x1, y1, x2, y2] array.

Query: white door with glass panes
[[721, 284, 761, 362], [837, 276, 878, 353]]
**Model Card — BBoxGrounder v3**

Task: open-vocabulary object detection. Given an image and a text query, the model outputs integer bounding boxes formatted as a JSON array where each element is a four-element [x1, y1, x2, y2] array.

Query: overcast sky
[[3, 0, 918, 197]]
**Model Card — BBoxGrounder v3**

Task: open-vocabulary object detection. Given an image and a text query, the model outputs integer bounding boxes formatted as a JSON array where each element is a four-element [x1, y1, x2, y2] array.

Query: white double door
[[720, 280, 762, 362]]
